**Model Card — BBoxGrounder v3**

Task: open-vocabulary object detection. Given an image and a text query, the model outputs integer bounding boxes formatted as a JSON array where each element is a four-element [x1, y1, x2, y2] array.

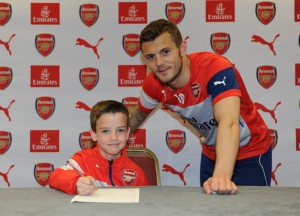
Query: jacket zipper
[[108, 160, 115, 186]]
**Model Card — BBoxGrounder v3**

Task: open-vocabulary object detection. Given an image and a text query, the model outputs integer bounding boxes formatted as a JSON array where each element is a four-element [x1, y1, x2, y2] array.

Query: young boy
[[49, 100, 150, 195]]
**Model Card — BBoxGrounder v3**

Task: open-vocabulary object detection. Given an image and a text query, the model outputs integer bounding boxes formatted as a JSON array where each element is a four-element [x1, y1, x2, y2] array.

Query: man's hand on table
[[203, 177, 238, 195]]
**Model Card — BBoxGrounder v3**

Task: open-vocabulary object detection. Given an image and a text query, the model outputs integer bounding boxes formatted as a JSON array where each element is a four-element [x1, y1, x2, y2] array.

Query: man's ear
[[180, 40, 187, 56], [90, 129, 97, 141]]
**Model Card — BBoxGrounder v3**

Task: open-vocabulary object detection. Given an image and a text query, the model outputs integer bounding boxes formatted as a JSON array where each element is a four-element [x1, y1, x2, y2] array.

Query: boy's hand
[[76, 176, 97, 195]]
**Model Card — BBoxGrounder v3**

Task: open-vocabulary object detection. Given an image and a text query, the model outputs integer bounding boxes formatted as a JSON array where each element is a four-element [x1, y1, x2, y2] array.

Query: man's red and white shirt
[[138, 52, 271, 160]]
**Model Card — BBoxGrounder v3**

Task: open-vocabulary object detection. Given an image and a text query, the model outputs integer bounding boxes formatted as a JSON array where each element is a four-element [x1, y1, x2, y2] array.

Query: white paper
[[71, 188, 140, 203]]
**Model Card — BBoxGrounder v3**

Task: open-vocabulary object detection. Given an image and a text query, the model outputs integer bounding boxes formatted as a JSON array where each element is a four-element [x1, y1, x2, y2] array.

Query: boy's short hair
[[90, 100, 129, 132], [139, 18, 182, 51]]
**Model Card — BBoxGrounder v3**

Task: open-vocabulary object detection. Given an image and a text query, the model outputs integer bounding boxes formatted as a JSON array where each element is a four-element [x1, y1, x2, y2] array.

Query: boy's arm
[[49, 162, 97, 195], [48, 167, 81, 194]]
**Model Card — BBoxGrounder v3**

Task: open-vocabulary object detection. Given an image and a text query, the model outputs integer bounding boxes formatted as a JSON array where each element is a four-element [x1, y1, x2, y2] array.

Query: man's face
[[141, 32, 184, 85]]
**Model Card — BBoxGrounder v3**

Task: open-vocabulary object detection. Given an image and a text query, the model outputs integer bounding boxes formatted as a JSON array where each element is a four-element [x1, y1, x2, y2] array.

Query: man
[[129, 19, 272, 194]]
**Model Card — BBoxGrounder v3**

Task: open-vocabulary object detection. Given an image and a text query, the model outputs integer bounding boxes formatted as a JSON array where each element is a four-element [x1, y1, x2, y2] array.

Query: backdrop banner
[[0, 0, 299, 188]]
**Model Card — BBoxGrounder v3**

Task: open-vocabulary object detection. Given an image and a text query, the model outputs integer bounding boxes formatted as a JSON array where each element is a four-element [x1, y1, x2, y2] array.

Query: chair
[[127, 147, 161, 186]]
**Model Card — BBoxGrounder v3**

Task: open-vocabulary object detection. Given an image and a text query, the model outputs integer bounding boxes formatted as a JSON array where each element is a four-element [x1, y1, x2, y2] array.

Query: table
[[0, 186, 299, 216]]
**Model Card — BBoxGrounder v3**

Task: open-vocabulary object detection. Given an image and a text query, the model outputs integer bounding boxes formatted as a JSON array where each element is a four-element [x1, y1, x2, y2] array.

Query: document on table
[[71, 188, 140, 203]]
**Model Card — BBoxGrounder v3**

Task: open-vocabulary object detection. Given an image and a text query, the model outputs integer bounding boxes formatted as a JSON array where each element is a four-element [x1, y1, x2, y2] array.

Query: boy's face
[[90, 112, 130, 160]]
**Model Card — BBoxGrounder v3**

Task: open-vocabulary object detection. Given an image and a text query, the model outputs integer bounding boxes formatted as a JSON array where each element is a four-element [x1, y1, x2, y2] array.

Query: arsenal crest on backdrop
[[255, 1, 276, 25], [122, 34, 140, 57], [79, 4, 99, 27], [0, 2, 11, 26], [35, 96, 55, 120], [34, 163, 54, 187], [35, 33, 55, 57], [165, 2, 185, 24], [256, 65, 277, 89], [0, 67, 12, 90], [210, 32, 230, 55], [0, 131, 12, 155]]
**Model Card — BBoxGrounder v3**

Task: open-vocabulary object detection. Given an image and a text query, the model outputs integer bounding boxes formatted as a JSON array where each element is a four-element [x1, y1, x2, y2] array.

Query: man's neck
[[167, 55, 190, 91]]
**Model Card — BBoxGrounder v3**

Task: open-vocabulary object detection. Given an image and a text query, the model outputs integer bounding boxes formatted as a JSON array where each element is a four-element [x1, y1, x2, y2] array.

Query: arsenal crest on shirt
[[256, 65, 277, 89], [34, 163, 54, 187], [122, 34, 140, 57], [122, 169, 136, 185], [35, 33, 55, 57], [165, 2, 185, 24], [35, 96, 55, 120], [0, 131, 12, 155], [79, 67, 99, 91], [166, 130, 186, 154], [79, 4, 99, 27], [210, 32, 230, 55], [256, 1, 276, 25], [0, 3, 12, 26], [191, 82, 201, 99], [0, 67, 13, 90]]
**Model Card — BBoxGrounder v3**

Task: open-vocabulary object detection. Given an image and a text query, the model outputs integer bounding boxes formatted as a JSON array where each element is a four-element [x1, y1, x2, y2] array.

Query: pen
[[67, 160, 85, 177], [67, 160, 104, 187]]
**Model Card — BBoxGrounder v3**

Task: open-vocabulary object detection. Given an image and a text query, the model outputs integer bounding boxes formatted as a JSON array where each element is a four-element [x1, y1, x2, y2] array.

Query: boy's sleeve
[[48, 165, 81, 194]]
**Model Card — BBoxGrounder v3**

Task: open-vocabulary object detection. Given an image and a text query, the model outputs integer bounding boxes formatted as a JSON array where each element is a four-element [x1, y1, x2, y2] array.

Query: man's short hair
[[139, 19, 183, 51]]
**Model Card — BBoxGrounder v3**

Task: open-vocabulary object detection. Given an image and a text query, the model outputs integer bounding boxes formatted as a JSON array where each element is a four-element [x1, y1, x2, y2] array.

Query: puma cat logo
[[254, 101, 281, 123], [251, 34, 280, 56], [0, 99, 15, 121], [162, 163, 190, 186], [0, 34, 15, 55], [75, 101, 91, 111], [0, 165, 14, 187], [76, 37, 103, 59], [214, 76, 226, 86], [272, 163, 281, 186]]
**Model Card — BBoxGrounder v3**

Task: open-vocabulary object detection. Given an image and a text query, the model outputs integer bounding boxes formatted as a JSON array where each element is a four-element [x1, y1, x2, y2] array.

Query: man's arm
[[129, 106, 150, 133], [203, 96, 240, 194]]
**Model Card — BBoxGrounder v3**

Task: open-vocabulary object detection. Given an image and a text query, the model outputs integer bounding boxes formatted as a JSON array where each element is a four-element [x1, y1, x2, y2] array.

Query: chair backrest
[[127, 147, 161, 186]]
